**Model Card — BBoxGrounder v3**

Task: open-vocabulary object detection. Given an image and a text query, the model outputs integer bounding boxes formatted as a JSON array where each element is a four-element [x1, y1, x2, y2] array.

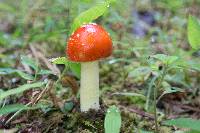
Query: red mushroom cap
[[66, 24, 113, 62]]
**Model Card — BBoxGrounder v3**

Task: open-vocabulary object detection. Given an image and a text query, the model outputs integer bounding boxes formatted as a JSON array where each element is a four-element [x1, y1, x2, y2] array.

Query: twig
[[5, 102, 31, 124], [119, 105, 154, 120], [165, 101, 200, 113], [31, 80, 53, 105]]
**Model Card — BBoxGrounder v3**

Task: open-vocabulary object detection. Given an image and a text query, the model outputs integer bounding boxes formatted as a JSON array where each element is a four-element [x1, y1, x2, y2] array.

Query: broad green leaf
[[0, 104, 47, 115], [163, 118, 200, 131], [16, 70, 34, 80], [70, 0, 111, 34], [187, 130, 200, 133], [51, 57, 69, 65], [104, 105, 121, 133], [21, 55, 38, 71], [173, 59, 190, 69], [68, 62, 81, 79], [0, 3, 16, 13], [63, 101, 74, 112], [152, 54, 179, 65], [128, 67, 151, 78], [188, 15, 200, 50], [188, 61, 200, 72], [51, 57, 80, 78], [0, 82, 45, 100], [158, 87, 185, 102], [165, 73, 190, 89], [0, 68, 34, 80], [38, 69, 52, 75], [163, 87, 184, 95], [0, 68, 17, 74]]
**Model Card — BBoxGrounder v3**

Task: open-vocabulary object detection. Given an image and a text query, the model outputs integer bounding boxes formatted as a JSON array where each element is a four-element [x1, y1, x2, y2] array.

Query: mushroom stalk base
[[80, 61, 99, 112]]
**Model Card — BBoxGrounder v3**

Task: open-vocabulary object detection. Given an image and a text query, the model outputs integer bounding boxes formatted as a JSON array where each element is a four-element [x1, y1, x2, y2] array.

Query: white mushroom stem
[[80, 61, 99, 112]]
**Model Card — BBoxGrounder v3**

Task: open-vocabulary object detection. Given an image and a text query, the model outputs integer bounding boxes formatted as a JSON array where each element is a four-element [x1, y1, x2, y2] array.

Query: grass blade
[[0, 104, 46, 116], [163, 118, 200, 131], [0, 82, 45, 100]]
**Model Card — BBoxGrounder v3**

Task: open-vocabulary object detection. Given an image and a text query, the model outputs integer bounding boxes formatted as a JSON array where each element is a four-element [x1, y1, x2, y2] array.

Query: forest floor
[[0, 0, 200, 133]]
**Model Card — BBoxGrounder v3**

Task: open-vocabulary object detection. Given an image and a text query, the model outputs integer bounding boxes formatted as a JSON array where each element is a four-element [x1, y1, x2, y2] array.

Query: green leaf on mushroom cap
[[70, 0, 112, 34], [62, 0, 113, 78]]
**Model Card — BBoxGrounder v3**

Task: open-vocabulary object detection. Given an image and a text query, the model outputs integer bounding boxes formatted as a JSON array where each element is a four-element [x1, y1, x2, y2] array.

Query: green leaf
[[188, 61, 200, 72], [0, 104, 47, 115], [152, 54, 179, 65], [187, 130, 200, 133], [38, 69, 52, 75], [21, 55, 38, 71], [68, 62, 81, 79], [113, 92, 146, 99], [163, 87, 184, 95], [70, 1, 111, 34], [16, 70, 34, 80], [0, 3, 16, 13], [0, 82, 45, 100], [128, 67, 151, 78], [158, 87, 185, 102], [0, 68, 34, 80], [163, 118, 200, 131], [51, 57, 80, 78], [188, 15, 200, 50], [0, 68, 17, 74], [62, 101, 74, 112], [51, 57, 69, 65], [104, 105, 121, 133]]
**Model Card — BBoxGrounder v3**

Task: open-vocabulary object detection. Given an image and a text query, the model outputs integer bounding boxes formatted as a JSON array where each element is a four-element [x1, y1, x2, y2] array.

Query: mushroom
[[66, 24, 113, 112]]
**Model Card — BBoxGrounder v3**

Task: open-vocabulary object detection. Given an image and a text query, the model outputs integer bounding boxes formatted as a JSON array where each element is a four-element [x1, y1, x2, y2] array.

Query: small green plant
[[146, 54, 200, 132], [104, 105, 121, 133], [127, 53, 199, 132], [149, 54, 180, 132]]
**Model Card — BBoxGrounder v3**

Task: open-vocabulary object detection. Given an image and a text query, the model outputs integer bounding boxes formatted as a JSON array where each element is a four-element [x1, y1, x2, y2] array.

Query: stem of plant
[[153, 66, 167, 133], [55, 66, 68, 85], [80, 61, 99, 112], [153, 85, 158, 133]]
